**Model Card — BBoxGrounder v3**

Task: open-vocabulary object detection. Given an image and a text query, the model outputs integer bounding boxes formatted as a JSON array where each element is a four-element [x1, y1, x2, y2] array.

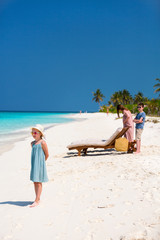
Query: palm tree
[[110, 91, 121, 106], [154, 78, 160, 97], [134, 92, 149, 104], [121, 89, 133, 105], [147, 98, 160, 115], [134, 92, 144, 104], [110, 89, 132, 106], [92, 89, 105, 109]]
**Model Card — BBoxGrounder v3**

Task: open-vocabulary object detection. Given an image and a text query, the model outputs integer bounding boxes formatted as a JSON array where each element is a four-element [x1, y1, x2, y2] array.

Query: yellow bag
[[115, 137, 128, 152]]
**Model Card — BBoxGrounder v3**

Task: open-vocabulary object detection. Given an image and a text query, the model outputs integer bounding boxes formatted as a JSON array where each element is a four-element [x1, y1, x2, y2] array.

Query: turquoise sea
[[0, 112, 75, 153]]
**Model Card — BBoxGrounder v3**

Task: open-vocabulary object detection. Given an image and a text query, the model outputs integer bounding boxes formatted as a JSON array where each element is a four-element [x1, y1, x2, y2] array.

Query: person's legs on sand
[[30, 182, 42, 207], [135, 140, 141, 154]]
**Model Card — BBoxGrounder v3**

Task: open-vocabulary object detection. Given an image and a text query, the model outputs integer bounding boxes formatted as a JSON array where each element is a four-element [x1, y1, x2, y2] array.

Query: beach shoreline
[[0, 112, 160, 240], [0, 112, 77, 156]]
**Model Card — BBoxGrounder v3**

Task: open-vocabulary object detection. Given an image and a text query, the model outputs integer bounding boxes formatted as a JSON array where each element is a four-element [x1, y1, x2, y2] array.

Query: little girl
[[30, 124, 49, 207]]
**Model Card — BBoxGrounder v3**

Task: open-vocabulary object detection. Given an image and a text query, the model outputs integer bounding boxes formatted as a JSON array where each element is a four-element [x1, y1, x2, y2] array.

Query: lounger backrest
[[105, 127, 129, 146], [105, 128, 122, 145]]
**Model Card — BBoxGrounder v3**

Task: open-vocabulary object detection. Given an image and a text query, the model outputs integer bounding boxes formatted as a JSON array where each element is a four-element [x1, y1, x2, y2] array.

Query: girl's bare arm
[[41, 141, 49, 160]]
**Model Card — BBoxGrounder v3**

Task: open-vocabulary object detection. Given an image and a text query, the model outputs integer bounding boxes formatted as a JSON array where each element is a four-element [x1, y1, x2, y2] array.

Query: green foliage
[[154, 78, 160, 97], [146, 99, 160, 116], [108, 106, 117, 113], [143, 107, 149, 115], [124, 104, 134, 113], [93, 79, 160, 116], [110, 89, 133, 106], [99, 105, 107, 112], [109, 89, 149, 107], [134, 92, 148, 104], [99, 102, 160, 116]]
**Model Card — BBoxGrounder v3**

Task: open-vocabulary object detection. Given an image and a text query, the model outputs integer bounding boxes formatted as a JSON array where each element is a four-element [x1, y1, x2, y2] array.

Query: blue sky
[[0, 0, 160, 112]]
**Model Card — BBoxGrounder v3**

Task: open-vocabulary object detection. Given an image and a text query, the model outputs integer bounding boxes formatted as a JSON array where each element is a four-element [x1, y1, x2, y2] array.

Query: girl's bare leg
[[35, 182, 42, 202], [30, 182, 42, 207]]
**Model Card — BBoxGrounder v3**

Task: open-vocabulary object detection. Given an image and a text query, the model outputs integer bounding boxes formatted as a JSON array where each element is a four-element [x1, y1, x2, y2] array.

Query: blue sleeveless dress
[[30, 142, 48, 182]]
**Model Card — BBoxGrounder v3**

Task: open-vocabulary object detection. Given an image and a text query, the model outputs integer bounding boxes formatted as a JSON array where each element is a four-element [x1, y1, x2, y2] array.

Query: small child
[[30, 124, 49, 207], [133, 103, 146, 154]]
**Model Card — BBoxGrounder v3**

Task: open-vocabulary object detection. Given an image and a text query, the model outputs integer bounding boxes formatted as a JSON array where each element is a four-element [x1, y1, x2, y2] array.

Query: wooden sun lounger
[[67, 127, 136, 156]]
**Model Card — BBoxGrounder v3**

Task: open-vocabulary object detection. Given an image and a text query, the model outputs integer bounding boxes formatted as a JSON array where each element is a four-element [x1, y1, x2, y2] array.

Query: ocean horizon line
[[0, 110, 79, 113], [0, 110, 96, 114]]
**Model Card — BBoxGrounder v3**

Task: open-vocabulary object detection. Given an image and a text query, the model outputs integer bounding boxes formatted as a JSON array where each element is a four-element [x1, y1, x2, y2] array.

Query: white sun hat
[[31, 124, 44, 137]]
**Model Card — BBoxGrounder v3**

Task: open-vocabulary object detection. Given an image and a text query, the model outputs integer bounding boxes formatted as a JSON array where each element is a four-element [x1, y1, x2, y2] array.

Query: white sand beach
[[0, 113, 160, 240]]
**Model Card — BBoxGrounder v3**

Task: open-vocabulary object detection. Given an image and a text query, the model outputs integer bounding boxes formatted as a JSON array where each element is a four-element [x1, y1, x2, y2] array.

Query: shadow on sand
[[64, 149, 128, 158], [0, 201, 33, 207]]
